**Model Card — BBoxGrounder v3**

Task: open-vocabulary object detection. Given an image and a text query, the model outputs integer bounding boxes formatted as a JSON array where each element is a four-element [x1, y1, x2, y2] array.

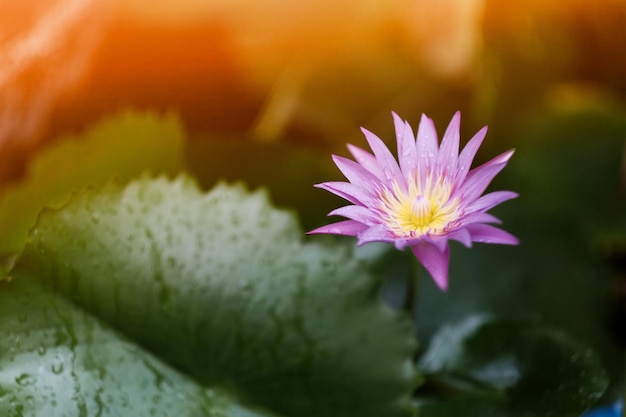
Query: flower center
[[378, 173, 461, 238]]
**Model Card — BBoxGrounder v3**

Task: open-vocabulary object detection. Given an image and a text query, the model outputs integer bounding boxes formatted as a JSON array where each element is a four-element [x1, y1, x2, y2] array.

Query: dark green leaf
[[0, 276, 277, 417], [417, 316, 609, 417], [16, 175, 418, 417]]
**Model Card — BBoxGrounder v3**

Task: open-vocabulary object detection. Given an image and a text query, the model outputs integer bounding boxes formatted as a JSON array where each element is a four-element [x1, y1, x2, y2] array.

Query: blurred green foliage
[[0, 111, 184, 257]]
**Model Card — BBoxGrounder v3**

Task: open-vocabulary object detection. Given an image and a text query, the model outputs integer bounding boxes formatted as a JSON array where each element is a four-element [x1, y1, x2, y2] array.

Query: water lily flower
[[308, 112, 518, 291]]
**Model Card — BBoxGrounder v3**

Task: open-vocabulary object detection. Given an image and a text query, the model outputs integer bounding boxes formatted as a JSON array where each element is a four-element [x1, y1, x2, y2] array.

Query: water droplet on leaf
[[15, 373, 36, 386], [51, 360, 64, 375]]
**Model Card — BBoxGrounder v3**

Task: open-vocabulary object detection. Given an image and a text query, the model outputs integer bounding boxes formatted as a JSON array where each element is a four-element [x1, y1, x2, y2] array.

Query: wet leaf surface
[[0, 277, 277, 417], [14, 175, 418, 417]]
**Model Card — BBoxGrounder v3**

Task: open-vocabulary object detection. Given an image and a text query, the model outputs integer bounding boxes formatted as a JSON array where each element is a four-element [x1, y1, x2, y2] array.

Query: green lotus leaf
[[0, 276, 278, 417], [15, 175, 418, 417], [416, 315, 609, 416]]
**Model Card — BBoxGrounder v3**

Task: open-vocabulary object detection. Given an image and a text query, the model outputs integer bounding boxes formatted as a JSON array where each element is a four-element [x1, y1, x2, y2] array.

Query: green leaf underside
[[16, 175, 417, 417], [0, 111, 184, 258], [417, 316, 609, 417], [0, 277, 276, 417]]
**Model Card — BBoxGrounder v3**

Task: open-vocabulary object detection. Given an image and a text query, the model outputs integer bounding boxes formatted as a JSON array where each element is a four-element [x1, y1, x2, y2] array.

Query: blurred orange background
[[0, 0, 625, 183]]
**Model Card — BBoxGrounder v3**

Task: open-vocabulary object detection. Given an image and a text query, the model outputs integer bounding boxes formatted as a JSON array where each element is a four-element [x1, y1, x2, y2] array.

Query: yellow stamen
[[378, 172, 461, 238]]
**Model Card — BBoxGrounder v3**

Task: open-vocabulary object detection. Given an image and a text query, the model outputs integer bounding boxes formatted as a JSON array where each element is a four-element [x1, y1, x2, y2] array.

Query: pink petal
[[416, 114, 439, 171], [427, 235, 449, 253], [394, 238, 412, 250], [456, 125, 488, 184], [459, 212, 502, 226], [486, 148, 515, 165], [314, 181, 373, 206], [332, 155, 382, 190], [457, 162, 509, 204], [393, 234, 451, 251], [361, 127, 405, 189], [347, 144, 384, 179], [393, 113, 418, 177], [307, 220, 368, 236], [466, 190, 519, 214], [437, 111, 461, 178], [356, 224, 397, 246], [329, 205, 379, 225], [465, 149, 515, 182], [411, 241, 451, 291], [466, 224, 519, 245], [447, 228, 472, 248]]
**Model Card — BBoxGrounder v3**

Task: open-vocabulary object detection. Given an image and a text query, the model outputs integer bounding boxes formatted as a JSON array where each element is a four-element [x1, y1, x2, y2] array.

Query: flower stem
[[402, 257, 419, 317]]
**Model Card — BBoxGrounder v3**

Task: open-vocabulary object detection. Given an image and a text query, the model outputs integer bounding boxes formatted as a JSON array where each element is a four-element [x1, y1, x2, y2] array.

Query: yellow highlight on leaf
[[0, 110, 185, 258]]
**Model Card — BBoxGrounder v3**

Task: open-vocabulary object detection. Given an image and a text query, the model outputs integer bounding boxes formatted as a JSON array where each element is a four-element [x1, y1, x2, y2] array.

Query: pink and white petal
[[347, 144, 384, 179], [393, 113, 418, 177], [394, 234, 449, 251], [457, 162, 509, 204], [459, 212, 502, 226], [403, 121, 420, 172], [307, 220, 368, 236], [411, 241, 451, 291], [466, 190, 519, 214], [456, 125, 488, 184], [485, 148, 516, 166], [425, 235, 449, 253], [361, 127, 405, 188], [464, 149, 515, 183], [315, 181, 374, 206], [329, 205, 379, 225], [392, 112, 405, 140], [390, 235, 425, 250], [437, 111, 461, 178], [466, 224, 519, 245], [393, 237, 413, 250], [332, 155, 382, 190], [356, 224, 397, 246], [393, 234, 441, 250], [416, 114, 439, 170], [447, 228, 472, 248]]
